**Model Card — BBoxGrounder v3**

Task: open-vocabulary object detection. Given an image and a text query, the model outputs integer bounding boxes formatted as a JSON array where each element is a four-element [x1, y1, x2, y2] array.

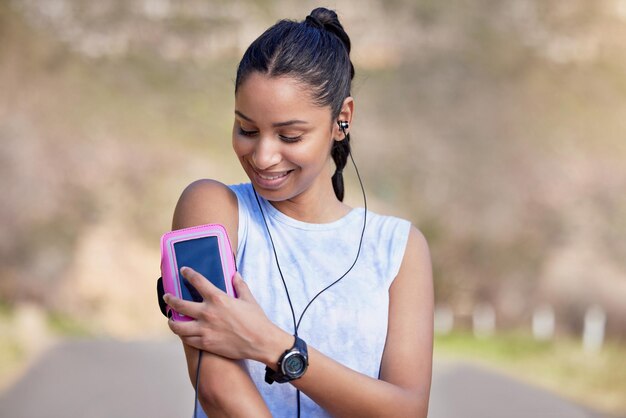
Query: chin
[[249, 183, 292, 202]]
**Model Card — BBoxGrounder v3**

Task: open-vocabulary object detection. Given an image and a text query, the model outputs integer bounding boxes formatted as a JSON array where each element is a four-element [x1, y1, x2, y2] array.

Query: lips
[[249, 164, 295, 189]]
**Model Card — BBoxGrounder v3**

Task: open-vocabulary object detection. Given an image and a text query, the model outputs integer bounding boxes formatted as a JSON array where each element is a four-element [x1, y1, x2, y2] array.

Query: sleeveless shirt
[[197, 182, 411, 418]]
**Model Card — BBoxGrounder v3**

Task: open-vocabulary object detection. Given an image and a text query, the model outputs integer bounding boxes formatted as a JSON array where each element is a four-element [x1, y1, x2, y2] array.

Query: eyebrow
[[235, 110, 308, 127]]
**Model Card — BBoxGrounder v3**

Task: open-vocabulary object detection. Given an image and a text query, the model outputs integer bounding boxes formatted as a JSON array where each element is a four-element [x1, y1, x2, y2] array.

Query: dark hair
[[235, 7, 355, 201]]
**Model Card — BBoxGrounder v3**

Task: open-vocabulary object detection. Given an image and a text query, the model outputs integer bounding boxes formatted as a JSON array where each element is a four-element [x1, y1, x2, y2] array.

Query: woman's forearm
[[258, 330, 428, 417], [289, 346, 429, 418], [253, 310, 429, 418], [182, 344, 271, 418], [185, 341, 425, 418]]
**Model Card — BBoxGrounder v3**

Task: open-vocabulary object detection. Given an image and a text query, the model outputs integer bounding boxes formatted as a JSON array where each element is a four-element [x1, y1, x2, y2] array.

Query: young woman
[[163, 7, 433, 418]]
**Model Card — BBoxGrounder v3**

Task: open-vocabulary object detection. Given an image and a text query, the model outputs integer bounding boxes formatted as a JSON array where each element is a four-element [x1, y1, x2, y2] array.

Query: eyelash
[[238, 127, 302, 143]]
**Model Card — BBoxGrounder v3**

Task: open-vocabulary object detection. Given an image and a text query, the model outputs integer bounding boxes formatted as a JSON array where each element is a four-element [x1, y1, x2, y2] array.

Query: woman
[[163, 7, 433, 418]]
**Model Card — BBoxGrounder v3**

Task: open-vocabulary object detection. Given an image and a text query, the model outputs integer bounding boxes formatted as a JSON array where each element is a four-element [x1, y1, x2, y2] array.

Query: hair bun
[[309, 7, 338, 25], [308, 7, 351, 55], [305, 15, 324, 29]]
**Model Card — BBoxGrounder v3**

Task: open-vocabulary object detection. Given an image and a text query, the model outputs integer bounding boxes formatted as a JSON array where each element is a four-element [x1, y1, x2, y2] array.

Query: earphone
[[252, 119, 366, 417]]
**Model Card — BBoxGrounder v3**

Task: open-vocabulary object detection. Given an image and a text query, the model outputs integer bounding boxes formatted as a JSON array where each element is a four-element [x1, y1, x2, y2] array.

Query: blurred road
[[0, 339, 614, 418], [429, 360, 609, 418]]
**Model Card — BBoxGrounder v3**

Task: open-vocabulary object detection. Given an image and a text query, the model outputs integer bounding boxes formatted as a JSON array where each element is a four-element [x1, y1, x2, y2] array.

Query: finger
[[168, 318, 202, 338], [233, 272, 255, 302], [179, 336, 205, 351], [181, 266, 220, 301], [163, 293, 203, 319]]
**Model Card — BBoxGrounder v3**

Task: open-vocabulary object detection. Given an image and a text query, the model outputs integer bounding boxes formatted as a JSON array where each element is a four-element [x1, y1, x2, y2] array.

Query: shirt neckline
[[254, 188, 365, 231]]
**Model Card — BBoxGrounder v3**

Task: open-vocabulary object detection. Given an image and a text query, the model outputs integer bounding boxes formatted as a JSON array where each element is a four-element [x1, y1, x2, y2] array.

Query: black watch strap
[[265, 335, 308, 384]]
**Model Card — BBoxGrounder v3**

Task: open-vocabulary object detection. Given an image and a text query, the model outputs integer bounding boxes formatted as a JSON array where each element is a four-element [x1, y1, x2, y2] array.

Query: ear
[[334, 97, 354, 141]]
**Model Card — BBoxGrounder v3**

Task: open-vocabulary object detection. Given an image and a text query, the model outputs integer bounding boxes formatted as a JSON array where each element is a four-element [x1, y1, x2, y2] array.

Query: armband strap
[[156, 277, 169, 318]]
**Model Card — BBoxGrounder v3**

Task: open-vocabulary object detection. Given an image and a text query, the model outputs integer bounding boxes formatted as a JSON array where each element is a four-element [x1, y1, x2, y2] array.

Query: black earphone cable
[[253, 191, 299, 335], [193, 259, 237, 418], [252, 131, 367, 418], [193, 350, 203, 418], [295, 150, 367, 332]]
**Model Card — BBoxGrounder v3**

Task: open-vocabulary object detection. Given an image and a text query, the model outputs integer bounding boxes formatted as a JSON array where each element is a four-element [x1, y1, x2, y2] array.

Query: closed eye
[[238, 127, 258, 137], [279, 134, 303, 143], [238, 126, 302, 143]]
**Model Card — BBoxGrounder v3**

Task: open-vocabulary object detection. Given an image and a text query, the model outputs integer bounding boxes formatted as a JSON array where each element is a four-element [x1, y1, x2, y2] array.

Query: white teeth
[[258, 171, 289, 180]]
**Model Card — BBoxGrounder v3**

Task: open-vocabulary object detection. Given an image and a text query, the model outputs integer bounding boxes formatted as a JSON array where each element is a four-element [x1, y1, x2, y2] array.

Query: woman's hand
[[164, 267, 289, 364]]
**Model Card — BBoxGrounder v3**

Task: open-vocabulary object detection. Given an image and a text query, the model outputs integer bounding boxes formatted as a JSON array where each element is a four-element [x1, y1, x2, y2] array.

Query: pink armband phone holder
[[160, 223, 236, 321]]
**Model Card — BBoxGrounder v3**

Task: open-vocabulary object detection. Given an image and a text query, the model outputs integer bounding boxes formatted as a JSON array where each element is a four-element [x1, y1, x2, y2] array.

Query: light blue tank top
[[197, 183, 411, 417]]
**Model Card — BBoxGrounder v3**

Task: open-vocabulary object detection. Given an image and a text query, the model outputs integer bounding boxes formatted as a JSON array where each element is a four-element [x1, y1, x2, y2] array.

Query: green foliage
[[0, 338, 24, 386], [46, 312, 92, 337], [436, 330, 554, 361], [435, 331, 626, 415]]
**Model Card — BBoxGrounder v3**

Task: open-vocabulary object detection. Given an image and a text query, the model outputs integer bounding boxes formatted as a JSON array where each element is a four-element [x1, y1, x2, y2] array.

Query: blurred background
[[1, 0, 625, 416]]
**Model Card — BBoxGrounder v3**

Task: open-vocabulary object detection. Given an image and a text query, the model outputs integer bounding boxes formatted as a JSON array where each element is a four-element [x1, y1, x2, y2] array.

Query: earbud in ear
[[337, 121, 349, 131]]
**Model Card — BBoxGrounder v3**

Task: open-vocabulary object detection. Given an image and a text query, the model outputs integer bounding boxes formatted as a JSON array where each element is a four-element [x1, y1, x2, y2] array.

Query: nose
[[251, 136, 282, 170]]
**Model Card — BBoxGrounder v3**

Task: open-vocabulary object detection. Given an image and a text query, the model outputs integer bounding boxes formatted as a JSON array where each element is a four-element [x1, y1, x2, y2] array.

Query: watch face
[[282, 352, 306, 377]]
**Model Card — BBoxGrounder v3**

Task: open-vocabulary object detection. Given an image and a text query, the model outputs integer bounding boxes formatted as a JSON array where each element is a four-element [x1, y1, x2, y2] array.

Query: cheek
[[231, 122, 251, 157], [292, 143, 332, 171], [311, 137, 334, 163], [232, 137, 250, 159]]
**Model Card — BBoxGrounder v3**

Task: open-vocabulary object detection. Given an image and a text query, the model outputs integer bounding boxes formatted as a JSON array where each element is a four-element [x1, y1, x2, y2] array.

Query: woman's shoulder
[[174, 179, 239, 219], [363, 209, 425, 280], [371, 210, 429, 265], [171, 179, 240, 249], [392, 220, 432, 292], [181, 178, 237, 196], [364, 208, 413, 239]]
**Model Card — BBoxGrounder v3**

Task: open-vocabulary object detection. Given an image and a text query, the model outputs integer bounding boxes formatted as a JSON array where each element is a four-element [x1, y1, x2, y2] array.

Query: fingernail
[[180, 266, 188, 275], [163, 293, 169, 301]]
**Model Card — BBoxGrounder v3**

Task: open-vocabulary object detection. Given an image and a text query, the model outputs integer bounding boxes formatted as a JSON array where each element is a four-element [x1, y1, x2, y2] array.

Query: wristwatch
[[265, 335, 309, 384]]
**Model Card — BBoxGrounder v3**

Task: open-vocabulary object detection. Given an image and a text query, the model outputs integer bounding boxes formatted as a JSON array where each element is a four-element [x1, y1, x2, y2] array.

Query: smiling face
[[232, 72, 340, 205]]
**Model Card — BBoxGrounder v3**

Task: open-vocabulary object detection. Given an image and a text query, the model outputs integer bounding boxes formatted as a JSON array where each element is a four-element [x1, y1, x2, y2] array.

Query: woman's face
[[232, 72, 337, 202]]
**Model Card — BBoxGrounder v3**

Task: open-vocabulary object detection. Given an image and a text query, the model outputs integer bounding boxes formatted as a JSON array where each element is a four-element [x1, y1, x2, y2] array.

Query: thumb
[[233, 272, 255, 302]]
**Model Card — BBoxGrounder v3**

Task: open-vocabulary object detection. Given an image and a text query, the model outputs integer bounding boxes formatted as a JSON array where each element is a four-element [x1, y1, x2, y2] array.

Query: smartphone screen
[[173, 236, 226, 302]]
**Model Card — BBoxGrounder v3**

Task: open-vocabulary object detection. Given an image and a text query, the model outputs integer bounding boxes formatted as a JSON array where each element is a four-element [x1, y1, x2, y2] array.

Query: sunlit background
[[1, 0, 625, 416]]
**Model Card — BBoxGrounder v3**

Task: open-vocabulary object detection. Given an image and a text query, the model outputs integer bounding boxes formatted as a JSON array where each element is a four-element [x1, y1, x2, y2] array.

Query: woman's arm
[[169, 224, 434, 417], [170, 179, 271, 417]]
